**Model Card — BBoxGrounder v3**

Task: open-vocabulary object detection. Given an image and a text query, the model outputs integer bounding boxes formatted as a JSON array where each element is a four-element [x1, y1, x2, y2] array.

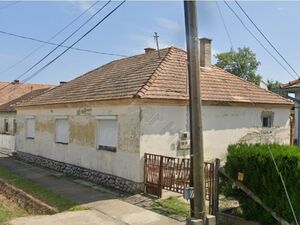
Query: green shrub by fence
[[223, 143, 300, 225]]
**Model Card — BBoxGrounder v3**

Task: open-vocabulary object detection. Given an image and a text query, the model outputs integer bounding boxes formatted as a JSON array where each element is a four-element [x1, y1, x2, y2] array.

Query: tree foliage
[[223, 144, 300, 225], [266, 79, 287, 97], [215, 47, 262, 85]]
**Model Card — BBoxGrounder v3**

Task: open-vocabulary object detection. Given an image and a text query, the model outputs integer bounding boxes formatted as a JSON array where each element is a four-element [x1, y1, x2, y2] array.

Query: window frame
[[96, 115, 118, 152], [261, 111, 274, 128], [55, 117, 69, 145]]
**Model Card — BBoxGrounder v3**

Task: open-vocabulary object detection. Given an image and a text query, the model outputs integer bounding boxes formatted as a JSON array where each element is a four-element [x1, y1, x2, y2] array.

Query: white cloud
[[63, 1, 96, 15], [156, 17, 181, 32], [75, 1, 95, 13]]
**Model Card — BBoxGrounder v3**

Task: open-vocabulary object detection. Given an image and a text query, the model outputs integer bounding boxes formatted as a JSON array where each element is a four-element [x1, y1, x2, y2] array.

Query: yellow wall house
[[16, 38, 293, 193]]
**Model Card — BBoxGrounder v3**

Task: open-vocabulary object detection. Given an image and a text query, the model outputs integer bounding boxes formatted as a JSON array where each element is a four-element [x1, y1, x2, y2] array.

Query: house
[[0, 81, 53, 150], [280, 80, 300, 145], [15, 38, 292, 193]]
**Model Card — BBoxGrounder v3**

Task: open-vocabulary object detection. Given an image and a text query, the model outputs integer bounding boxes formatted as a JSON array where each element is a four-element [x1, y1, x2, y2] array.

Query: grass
[[151, 197, 189, 217], [0, 200, 28, 225], [0, 167, 86, 212]]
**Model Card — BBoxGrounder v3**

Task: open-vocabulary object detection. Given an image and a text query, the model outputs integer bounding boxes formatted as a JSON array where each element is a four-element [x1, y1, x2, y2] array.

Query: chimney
[[144, 48, 156, 54], [12, 80, 19, 84], [199, 38, 212, 67]]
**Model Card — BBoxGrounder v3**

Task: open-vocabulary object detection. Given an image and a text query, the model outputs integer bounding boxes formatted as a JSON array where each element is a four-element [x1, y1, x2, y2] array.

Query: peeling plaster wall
[[17, 104, 142, 183], [140, 105, 290, 161]]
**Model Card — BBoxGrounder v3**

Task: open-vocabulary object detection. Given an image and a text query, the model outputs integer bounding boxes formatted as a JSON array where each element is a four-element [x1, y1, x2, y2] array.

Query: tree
[[215, 47, 262, 85], [266, 79, 287, 97]]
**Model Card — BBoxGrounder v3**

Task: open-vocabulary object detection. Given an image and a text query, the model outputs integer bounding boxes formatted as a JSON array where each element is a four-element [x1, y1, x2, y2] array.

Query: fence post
[[158, 155, 164, 198], [213, 158, 220, 216]]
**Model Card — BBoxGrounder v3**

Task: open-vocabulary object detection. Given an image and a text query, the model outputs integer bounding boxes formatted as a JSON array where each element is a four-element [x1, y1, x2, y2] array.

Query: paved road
[[0, 152, 183, 225]]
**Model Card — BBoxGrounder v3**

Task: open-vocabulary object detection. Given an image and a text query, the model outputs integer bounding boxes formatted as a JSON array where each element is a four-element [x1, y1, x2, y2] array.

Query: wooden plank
[[219, 168, 290, 225]]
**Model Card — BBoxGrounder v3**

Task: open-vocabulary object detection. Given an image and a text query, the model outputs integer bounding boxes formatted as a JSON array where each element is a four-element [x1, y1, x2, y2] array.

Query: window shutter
[[56, 119, 69, 144], [26, 118, 35, 138], [98, 119, 118, 150]]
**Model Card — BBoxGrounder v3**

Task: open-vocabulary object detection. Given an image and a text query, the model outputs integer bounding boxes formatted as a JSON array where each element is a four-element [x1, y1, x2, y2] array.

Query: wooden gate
[[144, 153, 215, 213]]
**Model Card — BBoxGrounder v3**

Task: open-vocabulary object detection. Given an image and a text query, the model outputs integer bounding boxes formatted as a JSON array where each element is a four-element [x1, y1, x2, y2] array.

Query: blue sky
[[0, 1, 299, 85]]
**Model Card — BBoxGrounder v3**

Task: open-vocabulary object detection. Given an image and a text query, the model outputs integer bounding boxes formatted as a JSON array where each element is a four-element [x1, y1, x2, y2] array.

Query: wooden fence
[[144, 153, 216, 213]]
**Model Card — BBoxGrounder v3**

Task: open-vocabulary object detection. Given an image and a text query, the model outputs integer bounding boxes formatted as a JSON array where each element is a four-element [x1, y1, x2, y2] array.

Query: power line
[[0, 1, 19, 11], [0, 30, 127, 58], [0, 1, 121, 77], [0, 0, 111, 93], [235, 0, 299, 79], [22, 0, 126, 84], [216, 2, 234, 50], [223, 1, 298, 80], [216, 2, 245, 79]]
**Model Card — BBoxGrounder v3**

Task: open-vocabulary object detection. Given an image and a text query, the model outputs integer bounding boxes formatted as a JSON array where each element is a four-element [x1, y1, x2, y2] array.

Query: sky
[[0, 1, 299, 85]]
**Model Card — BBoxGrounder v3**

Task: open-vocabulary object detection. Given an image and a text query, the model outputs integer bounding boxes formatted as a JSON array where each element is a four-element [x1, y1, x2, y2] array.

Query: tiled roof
[[0, 88, 52, 112], [280, 79, 300, 90], [20, 47, 292, 107], [0, 82, 54, 107]]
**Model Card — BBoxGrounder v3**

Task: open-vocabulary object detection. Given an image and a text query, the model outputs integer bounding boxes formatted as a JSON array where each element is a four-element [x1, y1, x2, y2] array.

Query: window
[[261, 111, 274, 128], [97, 116, 118, 152], [26, 118, 35, 139], [3, 119, 8, 133], [55, 118, 69, 144]]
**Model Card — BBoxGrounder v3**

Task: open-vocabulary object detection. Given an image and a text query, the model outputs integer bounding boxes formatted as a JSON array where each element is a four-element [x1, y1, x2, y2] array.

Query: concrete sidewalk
[[0, 152, 183, 225]]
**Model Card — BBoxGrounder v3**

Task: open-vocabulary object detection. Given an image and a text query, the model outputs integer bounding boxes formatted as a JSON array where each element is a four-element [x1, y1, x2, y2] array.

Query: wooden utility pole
[[184, 0, 206, 221]]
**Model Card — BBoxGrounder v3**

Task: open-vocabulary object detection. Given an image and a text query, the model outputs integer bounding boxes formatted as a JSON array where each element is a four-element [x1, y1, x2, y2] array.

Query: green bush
[[223, 143, 300, 225]]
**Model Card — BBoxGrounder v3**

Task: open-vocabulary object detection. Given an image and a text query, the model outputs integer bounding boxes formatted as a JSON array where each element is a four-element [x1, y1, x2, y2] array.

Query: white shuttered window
[[55, 118, 69, 144], [97, 116, 118, 152], [26, 118, 35, 139]]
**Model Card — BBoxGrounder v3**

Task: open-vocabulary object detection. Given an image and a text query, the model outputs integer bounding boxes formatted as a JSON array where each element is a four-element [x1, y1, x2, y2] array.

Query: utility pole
[[154, 32, 161, 58], [184, 0, 206, 222]]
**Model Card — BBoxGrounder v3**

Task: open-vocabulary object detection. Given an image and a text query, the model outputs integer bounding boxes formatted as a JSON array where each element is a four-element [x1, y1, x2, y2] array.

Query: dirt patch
[[0, 194, 28, 225], [0, 179, 57, 215]]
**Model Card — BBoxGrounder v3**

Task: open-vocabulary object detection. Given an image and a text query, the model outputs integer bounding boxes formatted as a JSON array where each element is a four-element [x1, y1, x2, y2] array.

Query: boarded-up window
[[55, 118, 69, 144], [26, 118, 35, 139], [97, 116, 118, 152]]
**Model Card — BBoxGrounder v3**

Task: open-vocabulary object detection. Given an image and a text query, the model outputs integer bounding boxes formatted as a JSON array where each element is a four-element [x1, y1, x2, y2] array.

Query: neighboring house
[[0, 81, 53, 150], [281, 80, 300, 145], [15, 38, 292, 192]]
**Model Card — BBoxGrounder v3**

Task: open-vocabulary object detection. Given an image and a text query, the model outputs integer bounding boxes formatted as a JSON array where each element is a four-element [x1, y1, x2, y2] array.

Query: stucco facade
[[16, 101, 291, 185], [140, 104, 290, 161]]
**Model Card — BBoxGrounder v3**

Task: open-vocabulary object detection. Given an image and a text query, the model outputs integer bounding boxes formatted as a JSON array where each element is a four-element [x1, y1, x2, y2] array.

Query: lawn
[[151, 196, 189, 217], [0, 195, 28, 225], [0, 167, 85, 212]]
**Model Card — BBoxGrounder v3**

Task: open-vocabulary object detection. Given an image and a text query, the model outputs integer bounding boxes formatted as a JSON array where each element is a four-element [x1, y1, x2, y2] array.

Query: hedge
[[223, 143, 300, 225]]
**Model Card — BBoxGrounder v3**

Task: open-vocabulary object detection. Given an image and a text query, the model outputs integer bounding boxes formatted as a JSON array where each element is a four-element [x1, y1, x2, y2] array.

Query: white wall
[[140, 105, 290, 161], [17, 103, 291, 183], [17, 105, 143, 183]]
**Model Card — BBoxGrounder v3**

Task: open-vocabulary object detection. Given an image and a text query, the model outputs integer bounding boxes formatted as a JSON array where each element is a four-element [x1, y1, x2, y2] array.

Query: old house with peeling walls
[[15, 38, 292, 193], [280, 81, 300, 145], [0, 81, 53, 150]]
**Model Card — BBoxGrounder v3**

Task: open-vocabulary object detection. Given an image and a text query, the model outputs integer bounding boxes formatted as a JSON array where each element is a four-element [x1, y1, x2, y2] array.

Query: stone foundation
[[0, 178, 57, 215], [15, 151, 143, 194]]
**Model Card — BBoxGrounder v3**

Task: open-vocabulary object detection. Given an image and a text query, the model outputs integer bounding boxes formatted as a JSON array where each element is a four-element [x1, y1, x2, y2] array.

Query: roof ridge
[[135, 47, 173, 98], [210, 65, 292, 104]]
